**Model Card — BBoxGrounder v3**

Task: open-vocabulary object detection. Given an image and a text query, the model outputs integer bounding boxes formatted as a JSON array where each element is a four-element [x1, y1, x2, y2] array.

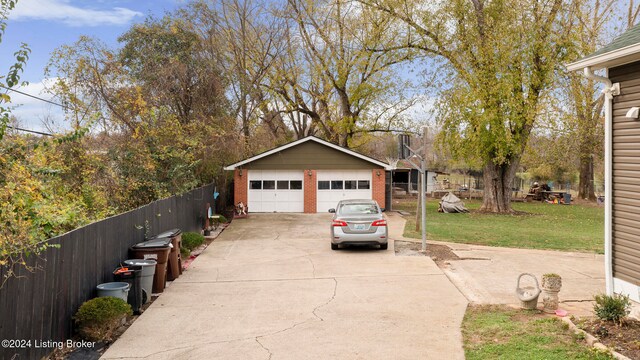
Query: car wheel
[[379, 243, 388, 250], [331, 243, 339, 250]]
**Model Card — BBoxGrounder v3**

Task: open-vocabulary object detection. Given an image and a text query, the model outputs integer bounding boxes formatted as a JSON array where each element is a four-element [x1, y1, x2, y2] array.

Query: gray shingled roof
[[580, 23, 640, 61]]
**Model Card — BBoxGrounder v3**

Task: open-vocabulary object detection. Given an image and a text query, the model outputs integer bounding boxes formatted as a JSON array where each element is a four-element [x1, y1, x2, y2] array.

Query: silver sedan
[[329, 199, 388, 250]]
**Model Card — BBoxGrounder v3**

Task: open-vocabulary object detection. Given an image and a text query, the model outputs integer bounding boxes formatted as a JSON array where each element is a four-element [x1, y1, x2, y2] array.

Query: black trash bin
[[114, 265, 143, 314], [563, 192, 571, 205]]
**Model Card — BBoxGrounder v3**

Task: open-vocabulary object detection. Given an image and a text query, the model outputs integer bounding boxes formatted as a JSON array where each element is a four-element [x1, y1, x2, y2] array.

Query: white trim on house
[[604, 67, 614, 295], [223, 136, 393, 170], [613, 277, 640, 303], [566, 43, 640, 72]]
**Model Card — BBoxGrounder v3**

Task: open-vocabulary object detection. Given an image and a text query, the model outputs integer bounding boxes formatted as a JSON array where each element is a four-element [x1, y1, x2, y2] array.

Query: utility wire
[[1, 86, 99, 137], [0, 84, 75, 111]]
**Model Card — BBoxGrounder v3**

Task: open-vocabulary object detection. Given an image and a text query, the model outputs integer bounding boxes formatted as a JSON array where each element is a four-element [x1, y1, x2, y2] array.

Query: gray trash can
[[96, 282, 130, 302], [124, 259, 157, 303], [563, 193, 571, 205]]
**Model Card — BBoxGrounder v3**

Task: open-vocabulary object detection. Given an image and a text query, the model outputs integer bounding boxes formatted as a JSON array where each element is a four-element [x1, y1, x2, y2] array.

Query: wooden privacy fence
[[0, 183, 216, 360]]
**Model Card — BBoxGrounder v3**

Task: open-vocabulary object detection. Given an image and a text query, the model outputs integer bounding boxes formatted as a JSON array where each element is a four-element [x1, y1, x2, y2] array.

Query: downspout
[[583, 67, 620, 296]]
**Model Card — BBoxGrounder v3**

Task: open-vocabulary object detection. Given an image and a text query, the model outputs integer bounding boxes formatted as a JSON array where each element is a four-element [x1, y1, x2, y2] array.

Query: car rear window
[[339, 203, 379, 215]]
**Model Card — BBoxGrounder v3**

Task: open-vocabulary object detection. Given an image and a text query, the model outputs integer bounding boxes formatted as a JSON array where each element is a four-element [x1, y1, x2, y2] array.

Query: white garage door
[[316, 170, 372, 213], [248, 170, 304, 213]]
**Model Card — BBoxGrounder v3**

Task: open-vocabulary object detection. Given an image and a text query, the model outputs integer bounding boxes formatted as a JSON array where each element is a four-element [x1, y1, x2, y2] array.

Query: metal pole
[[421, 126, 428, 252], [421, 158, 427, 252]]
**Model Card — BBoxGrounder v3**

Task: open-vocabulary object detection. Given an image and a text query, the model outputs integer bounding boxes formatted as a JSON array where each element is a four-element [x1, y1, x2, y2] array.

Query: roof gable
[[223, 136, 391, 170]]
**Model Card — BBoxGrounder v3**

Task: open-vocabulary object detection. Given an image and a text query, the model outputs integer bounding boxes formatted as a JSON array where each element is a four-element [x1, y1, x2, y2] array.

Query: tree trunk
[[480, 159, 519, 213], [578, 154, 596, 200]]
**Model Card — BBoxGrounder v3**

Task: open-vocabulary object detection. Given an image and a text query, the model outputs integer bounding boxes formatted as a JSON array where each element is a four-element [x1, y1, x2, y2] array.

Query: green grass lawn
[[396, 199, 604, 252], [463, 305, 613, 360]]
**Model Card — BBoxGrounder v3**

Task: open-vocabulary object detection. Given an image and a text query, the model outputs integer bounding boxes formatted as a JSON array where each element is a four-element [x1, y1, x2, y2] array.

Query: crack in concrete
[[307, 257, 317, 278], [107, 278, 343, 359], [255, 337, 273, 360], [568, 268, 601, 279], [104, 336, 252, 359], [312, 277, 338, 321]]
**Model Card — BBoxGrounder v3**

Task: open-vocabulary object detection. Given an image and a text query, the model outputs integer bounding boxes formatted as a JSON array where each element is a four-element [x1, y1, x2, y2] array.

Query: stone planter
[[541, 274, 562, 313]]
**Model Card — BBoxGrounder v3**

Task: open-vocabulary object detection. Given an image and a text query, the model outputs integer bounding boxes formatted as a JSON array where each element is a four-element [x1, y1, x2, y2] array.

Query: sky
[[0, 0, 440, 134], [1, 0, 182, 132]]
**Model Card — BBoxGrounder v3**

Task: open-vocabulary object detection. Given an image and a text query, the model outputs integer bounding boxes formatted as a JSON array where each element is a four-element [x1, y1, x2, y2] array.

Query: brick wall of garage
[[372, 169, 386, 209], [304, 170, 317, 213], [234, 169, 248, 207]]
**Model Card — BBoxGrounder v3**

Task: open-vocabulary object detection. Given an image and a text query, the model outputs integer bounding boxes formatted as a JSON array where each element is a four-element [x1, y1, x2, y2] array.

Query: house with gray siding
[[567, 24, 640, 304]]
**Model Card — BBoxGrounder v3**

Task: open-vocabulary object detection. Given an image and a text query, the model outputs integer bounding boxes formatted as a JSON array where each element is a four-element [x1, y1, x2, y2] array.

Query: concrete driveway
[[102, 214, 468, 360], [386, 212, 606, 317]]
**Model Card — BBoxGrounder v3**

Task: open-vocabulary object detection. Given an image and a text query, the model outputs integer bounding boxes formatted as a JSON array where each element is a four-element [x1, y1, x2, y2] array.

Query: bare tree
[[266, 0, 414, 147]]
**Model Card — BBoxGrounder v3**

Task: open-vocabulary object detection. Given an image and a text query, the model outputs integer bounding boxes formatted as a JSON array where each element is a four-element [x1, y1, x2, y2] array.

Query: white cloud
[[11, 0, 142, 27], [6, 79, 67, 132]]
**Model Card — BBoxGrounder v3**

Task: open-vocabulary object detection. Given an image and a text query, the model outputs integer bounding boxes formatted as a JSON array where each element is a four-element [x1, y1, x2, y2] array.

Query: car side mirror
[[380, 208, 386, 212], [328, 208, 336, 213]]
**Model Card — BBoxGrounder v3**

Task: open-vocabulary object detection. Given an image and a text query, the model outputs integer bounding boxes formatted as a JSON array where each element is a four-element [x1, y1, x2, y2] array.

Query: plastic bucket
[[97, 282, 130, 302], [124, 259, 157, 303]]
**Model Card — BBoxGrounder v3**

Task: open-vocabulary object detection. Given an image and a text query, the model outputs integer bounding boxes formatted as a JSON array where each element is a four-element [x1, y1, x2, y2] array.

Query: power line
[[0, 84, 74, 111], [6, 126, 53, 137]]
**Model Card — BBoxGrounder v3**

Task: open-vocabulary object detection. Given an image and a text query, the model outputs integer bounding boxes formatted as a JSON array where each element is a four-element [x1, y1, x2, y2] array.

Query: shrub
[[182, 232, 204, 250], [180, 246, 191, 259], [210, 214, 227, 224], [593, 293, 631, 324], [74, 297, 132, 341], [218, 214, 228, 223]]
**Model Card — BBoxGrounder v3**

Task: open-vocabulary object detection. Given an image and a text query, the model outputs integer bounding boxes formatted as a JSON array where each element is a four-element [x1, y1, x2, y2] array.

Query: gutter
[[582, 66, 619, 296]]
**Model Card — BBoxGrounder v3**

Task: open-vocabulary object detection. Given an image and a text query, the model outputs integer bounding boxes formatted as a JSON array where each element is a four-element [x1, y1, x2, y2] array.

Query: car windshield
[[339, 203, 379, 215]]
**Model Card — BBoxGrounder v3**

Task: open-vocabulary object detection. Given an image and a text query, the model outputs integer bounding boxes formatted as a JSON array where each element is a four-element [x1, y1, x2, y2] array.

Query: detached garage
[[224, 136, 391, 213]]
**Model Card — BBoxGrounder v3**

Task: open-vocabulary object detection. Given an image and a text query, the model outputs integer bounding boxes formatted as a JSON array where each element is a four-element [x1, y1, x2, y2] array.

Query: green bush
[[74, 297, 132, 341], [182, 232, 204, 250], [210, 214, 227, 224], [180, 246, 191, 259], [593, 293, 631, 324]]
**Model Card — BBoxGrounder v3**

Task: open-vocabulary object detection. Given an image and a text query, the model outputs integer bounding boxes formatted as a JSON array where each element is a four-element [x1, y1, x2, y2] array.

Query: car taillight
[[371, 219, 387, 226], [332, 220, 348, 227]]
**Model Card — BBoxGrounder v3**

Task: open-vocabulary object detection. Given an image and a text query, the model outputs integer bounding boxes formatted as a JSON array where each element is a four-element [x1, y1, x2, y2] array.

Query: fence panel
[[0, 183, 215, 359]]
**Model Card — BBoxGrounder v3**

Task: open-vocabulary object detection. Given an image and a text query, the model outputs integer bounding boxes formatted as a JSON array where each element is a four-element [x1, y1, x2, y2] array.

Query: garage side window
[[345, 180, 358, 189], [318, 181, 330, 190], [358, 180, 370, 189], [290, 180, 302, 190], [277, 181, 289, 190], [250, 181, 262, 189], [263, 180, 276, 190], [331, 180, 343, 190]]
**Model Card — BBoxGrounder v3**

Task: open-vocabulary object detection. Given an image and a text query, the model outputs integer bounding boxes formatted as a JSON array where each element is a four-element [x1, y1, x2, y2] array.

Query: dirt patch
[[577, 318, 640, 359], [394, 240, 460, 264], [471, 209, 535, 216]]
